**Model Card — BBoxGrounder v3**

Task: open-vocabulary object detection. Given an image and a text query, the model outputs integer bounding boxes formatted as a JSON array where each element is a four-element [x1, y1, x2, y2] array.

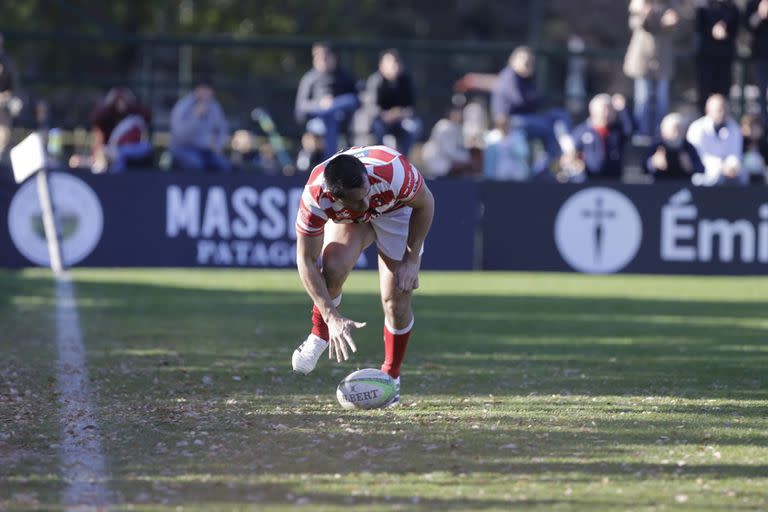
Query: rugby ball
[[336, 368, 397, 410]]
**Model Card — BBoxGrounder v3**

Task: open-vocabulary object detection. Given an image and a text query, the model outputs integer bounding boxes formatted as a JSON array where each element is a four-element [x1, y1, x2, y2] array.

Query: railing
[[1, 29, 762, 144]]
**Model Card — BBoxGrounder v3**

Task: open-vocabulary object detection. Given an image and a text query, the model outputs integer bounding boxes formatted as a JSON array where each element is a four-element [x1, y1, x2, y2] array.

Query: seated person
[[230, 129, 260, 172], [363, 49, 421, 156], [686, 94, 745, 186], [483, 125, 531, 181], [491, 46, 572, 172], [170, 80, 231, 172], [740, 114, 768, 184], [295, 42, 359, 158], [644, 113, 704, 180], [86, 87, 153, 173], [560, 94, 633, 182], [420, 106, 475, 178], [296, 119, 326, 173]]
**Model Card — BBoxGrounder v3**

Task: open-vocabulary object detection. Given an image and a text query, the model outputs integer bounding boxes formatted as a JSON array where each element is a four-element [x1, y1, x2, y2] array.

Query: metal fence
[[1, 29, 761, 146]]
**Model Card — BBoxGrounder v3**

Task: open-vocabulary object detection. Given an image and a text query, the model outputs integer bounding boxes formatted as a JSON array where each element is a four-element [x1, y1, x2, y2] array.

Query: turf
[[1, 269, 767, 510]]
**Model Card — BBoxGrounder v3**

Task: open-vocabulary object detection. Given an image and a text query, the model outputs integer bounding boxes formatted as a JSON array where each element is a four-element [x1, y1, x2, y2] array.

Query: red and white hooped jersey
[[295, 145, 424, 237]]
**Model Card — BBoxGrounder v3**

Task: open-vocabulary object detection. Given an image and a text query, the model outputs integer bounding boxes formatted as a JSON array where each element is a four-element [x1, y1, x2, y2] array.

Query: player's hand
[[326, 314, 366, 362], [395, 261, 420, 293], [759, 0, 768, 19]]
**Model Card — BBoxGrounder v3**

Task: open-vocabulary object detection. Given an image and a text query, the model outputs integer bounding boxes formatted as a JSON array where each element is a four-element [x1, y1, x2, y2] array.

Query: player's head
[[509, 46, 535, 78], [312, 42, 337, 73], [324, 154, 370, 208]]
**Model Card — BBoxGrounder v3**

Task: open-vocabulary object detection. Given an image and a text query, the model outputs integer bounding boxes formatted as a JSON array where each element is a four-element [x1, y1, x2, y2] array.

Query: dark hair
[[379, 48, 401, 62], [312, 41, 335, 55], [324, 154, 367, 198]]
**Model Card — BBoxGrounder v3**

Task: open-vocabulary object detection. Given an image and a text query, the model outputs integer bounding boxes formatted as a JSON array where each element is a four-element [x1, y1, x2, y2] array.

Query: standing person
[[363, 49, 421, 157], [695, 0, 741, 114], [623, 0, 681, 137], [295, 43, 359, 159], [169, 80, 230, 172], [746, 0, 768, 127], [291, 145, 435, 407]]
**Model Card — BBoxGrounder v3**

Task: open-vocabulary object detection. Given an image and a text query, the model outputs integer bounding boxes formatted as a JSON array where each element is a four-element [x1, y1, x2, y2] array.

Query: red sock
[[310, 295, 341, 342], [381, 318, 413, 379], [311, 305, 328, 341]]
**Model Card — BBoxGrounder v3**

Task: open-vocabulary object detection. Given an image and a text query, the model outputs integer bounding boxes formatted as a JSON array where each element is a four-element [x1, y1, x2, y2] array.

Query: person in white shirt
[[686, 94, 747, 186]]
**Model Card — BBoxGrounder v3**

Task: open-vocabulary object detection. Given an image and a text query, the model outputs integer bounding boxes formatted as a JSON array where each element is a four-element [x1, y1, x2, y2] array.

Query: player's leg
[[369, 208, 421, 405], [292, 221, 375, 374], [376, 251, 413, 407], [377, 252, 414, 377]]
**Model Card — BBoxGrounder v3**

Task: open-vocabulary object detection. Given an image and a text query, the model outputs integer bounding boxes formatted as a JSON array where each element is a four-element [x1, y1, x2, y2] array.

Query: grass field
[[1, 268, 767, 511]]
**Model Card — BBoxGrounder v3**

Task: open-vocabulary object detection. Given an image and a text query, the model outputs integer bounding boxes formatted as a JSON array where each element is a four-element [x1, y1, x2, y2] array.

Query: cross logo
[[555, 188, 642, 274]]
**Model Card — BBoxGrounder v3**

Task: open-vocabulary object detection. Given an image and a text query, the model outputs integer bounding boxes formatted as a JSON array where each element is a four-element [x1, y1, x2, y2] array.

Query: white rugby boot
[[291, 334, 328, 374], [384, 376, 401, 408]]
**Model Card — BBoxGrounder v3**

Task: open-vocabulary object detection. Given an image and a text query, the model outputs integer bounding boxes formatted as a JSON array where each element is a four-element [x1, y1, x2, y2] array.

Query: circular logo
[[8, 172, 103, 266], [554, 187, 642, 274]]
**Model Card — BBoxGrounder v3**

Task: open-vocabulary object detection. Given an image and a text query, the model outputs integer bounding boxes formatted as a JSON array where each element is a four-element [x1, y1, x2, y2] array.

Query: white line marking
[[55, 274, 111, 508]]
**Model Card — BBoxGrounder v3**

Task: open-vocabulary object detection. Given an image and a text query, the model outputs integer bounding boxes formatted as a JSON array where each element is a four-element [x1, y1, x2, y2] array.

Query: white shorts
[[370, 207, 417, 260], [323, 207, 423, 261]]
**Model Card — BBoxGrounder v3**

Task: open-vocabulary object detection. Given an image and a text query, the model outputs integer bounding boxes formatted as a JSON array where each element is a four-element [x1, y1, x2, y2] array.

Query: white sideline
[[54, 274, 111, 508]]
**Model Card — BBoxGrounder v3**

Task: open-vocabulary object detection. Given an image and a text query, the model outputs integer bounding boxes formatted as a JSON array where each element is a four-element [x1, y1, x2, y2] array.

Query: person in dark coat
[[644, 113, 705, 180], [363, 49, 421, 157], [295, 42, 359, 158], [746, 0, 768, 126], [695, 0, 741, 113], [560, 94, 633, 182]]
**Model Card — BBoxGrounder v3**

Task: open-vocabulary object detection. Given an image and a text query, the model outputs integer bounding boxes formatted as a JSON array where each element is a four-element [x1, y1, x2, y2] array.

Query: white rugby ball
[[336, 368, 397, 410]]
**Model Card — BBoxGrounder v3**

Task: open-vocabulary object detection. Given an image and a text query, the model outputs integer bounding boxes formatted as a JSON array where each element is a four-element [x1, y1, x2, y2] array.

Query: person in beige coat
[[624, 0, 681, 136]]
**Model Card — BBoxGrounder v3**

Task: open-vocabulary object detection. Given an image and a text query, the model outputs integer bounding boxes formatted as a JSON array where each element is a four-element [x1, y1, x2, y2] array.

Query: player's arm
[[296, 233, 335, 321], [296, 233, 365, 361], [396, 181, 435, 292]]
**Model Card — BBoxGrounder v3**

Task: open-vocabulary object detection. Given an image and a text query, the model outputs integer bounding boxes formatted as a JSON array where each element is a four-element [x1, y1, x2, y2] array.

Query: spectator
[[491, 46, 572, 173], [229, 129, 259, 171], [362, 49, 421, 157], [695, 0, 740, 114], [746, 0, 768, 127], [295, 42, 359, 159], [87, 87, 153, 173], [560, 94, 633, 182], [644, 113, 705, 180], [296, 119, 326, 173], [740, 113, 768, 183], [420, 106, 475, 179], [170, 80, 230, 173], [687, 94, 746, 186], [623, 0, 681, 137], [483, 124, 531, 181], [0, 33, 21, 158]]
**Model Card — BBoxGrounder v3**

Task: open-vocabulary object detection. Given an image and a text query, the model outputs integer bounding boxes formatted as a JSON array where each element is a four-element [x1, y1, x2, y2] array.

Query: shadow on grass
[[4, 271, 768, 508], [32, 273, 765, 400]]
